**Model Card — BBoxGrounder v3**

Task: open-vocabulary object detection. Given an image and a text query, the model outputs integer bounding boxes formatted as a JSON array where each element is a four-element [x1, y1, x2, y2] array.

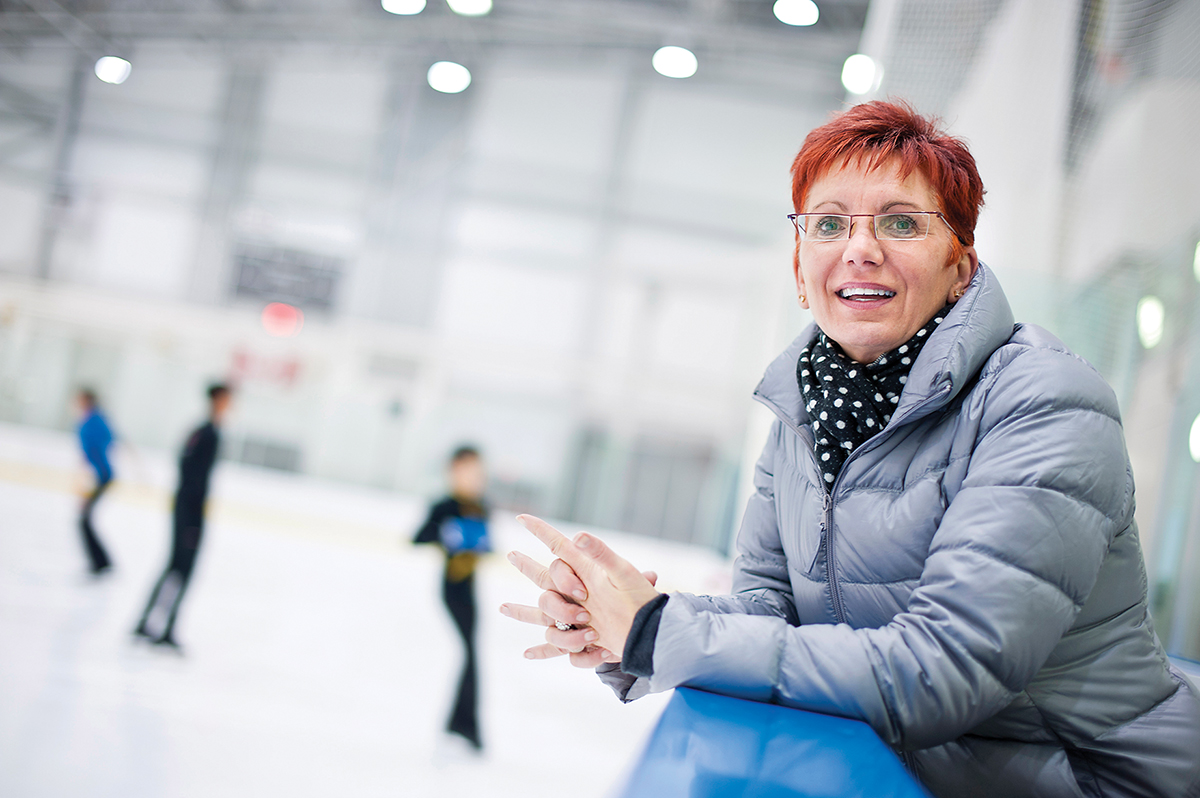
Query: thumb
[[573, 532, 645, 589]]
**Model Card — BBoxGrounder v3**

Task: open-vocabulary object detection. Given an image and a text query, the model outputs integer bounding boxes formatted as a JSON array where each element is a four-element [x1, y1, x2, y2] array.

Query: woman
[[500, 101, 1200, 797]]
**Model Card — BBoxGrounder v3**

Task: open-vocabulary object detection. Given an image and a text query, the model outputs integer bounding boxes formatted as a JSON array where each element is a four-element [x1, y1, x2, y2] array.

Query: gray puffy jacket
[[601, 265, 1200, 797]]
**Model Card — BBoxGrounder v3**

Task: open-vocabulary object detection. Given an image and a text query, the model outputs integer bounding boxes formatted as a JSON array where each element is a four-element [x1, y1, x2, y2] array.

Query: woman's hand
[[500, 552, 658, 667], [501, 514, 661, 663]]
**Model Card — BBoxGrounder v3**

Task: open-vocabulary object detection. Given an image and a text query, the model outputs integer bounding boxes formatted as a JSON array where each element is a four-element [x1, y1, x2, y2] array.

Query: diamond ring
[[554, 620, 575, 631]]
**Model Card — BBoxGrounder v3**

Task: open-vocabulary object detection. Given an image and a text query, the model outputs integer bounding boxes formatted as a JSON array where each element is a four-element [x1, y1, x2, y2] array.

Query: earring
[[799, 294, 806, 303], [953, 288, 964, 299]]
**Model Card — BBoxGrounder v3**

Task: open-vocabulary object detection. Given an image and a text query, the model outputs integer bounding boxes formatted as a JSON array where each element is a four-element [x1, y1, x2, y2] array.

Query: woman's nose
[[841, 218, 883, 266]]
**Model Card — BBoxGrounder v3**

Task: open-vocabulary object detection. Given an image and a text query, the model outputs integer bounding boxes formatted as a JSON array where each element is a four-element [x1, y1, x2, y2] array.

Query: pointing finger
[[517, 515, 589, 574]]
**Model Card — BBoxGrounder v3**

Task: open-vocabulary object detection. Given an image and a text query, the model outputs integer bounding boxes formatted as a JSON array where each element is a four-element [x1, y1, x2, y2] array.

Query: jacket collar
[[753, 263, 1015, 428]]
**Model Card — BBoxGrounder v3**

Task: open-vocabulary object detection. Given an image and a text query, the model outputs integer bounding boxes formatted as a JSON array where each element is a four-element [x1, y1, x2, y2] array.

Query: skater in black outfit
[[76, 389, 115, 575], [135, 383, 232, 650], [413, 446, 491, 752]]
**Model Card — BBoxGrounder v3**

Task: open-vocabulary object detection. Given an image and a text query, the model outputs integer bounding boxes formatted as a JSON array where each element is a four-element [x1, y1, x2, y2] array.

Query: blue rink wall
[[619, 688, 929, 798], [619, 660, 1200, 798]]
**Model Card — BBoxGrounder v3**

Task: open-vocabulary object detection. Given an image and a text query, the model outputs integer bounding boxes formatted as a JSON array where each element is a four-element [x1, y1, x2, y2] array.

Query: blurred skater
[[135, 383, 231, 651], [76, 388, 115, 576], [413, 446, 491, 752]]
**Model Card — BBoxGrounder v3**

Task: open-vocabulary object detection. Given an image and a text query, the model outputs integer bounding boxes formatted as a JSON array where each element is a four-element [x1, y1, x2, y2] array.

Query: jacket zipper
[[821, 490, 845, 623], [755, 384, 953, 628]]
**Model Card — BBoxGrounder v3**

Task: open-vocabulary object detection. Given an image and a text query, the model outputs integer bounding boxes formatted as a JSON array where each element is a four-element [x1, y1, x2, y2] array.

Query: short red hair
[[790, 100, 984, 251]]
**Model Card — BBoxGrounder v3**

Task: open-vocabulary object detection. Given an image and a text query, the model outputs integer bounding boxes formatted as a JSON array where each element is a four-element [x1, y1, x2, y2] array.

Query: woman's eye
[[815, 216, 846, 236], [880, 214, 920, 237]]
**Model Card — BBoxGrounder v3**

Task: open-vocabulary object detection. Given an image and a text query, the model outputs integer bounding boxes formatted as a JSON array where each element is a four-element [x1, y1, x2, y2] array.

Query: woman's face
[[793, 159, 977, 364]]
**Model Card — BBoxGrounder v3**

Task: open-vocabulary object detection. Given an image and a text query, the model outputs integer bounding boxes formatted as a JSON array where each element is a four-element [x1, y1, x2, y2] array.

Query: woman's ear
[[793, 243, 809, 308], [948, 245, 979, 301]]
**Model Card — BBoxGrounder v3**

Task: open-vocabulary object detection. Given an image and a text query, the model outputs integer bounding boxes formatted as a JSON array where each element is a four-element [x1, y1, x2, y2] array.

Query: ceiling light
[[774, 0, 819, 26], [1136, 295, 1165, 349], [382, 0, 426, 13], [841, 53, 879, 95], [1190, 413, 1200, 463], [427, 61, 472, 93], [94, 56, 132, 85], [446, 0, 492, 15], [1193, 240, 1200, 283], [652, 46, 698, 79]]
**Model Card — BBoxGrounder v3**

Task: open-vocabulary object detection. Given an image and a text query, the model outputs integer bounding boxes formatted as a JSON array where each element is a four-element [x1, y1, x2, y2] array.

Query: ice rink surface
[[0, 423, 733, 798]]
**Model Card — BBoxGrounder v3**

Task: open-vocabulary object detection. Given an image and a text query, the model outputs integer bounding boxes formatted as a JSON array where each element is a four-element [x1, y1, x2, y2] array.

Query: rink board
[[618, 688, 930, 798]]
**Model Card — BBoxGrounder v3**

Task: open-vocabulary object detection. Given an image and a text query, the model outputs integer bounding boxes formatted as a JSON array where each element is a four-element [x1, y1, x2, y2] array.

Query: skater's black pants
[[138, 502, 204, 641], [79, 478, 112, 573], [443, 574, 480, 748]]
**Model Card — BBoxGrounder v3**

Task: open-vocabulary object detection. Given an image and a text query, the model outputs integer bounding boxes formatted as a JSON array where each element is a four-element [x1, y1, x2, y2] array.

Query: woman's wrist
[[621, 594, 670, 678]]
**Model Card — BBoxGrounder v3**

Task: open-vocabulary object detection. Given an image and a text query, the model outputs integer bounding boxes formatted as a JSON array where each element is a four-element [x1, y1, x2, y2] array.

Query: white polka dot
[[834, 398, 843, 407], [824, 376, 833, 381], [875, 393, 883, 402], [838, 387, 848, 394], [813, 420, 820, 429], [899, 345, 908, 353], [843, 441, 853, 449], [824, 473, 834, 482], [802, 369, 810, 376], [917, 329, 927, 337], [890, 396, 898, 403], [820, 438, 828, 445], [935, 317, 943, 323], [866, 418, 874, 427], [901, 357, 910, 365], [853, 401, 862, 408], [820, 411, 827, 420], [821, 452, 830, 461], [899, 375, 907, 384], [848, 370, 857, 378], [836, 420, 845, 429]]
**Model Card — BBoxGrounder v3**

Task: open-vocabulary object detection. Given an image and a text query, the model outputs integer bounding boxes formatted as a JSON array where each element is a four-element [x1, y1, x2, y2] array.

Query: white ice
[[0, 422, 734, 798]]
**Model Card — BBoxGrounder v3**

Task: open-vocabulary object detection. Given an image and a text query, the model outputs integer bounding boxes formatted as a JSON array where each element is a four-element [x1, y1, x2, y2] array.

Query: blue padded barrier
[[617, 688, 930, 798]]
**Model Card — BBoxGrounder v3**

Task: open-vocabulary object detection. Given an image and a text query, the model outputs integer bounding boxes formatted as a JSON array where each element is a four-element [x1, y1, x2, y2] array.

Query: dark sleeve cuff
[[621, 593, 669, 678]]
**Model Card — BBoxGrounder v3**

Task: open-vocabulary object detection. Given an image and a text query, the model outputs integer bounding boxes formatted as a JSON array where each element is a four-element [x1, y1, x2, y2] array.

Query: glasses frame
[[787, 211, 966, 245]]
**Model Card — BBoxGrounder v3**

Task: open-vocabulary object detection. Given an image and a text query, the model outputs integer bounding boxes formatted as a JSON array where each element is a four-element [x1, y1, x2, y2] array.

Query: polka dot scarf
[[797, 307, 951, 489]]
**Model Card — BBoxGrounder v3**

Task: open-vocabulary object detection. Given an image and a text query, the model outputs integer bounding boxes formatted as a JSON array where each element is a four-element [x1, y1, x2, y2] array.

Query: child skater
[[413, 445, 491, 753]]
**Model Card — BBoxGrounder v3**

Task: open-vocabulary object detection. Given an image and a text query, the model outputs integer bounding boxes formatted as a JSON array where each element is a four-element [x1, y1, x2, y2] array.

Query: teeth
[[839, 287, 896, 299]]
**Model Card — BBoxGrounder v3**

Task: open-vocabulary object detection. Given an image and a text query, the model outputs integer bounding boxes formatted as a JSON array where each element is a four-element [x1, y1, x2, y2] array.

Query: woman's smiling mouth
[[837, 286, 897, 301]]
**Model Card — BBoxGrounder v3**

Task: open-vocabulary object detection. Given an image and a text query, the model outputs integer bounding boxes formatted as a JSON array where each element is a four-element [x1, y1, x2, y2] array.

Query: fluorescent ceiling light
[[427, 61, 472, 93], [774, 0, 819, 26], [652, 46, 698, 79], [1136, 295, 1165, 349], [382, 0, 426, 14], [94, 56, 132, 85], [1191, 413, 1200, 462], [841, 53, 879, 95], [447, 0, 492, 16]]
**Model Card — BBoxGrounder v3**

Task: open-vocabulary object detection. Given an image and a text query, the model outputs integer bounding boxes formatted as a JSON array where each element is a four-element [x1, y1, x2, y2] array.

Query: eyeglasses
[[787, 211, 962, 243]]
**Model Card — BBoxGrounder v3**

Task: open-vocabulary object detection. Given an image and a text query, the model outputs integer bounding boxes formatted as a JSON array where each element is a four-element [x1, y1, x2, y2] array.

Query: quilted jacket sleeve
[[633, 346, 1132, 750]]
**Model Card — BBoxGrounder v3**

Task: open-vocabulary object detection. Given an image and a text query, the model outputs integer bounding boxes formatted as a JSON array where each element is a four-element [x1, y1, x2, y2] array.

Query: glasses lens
[[804, 214, 850, 240], [875, 213, 931, 240]]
